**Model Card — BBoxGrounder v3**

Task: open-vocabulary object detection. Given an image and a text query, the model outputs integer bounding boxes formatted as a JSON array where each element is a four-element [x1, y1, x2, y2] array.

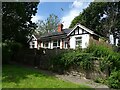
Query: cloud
[[61, 0, 91, 29], [61, 0, 83, 28], [62, 9, 80, 29], [31, 15, 43, 23], [72, 0, 83, 8]]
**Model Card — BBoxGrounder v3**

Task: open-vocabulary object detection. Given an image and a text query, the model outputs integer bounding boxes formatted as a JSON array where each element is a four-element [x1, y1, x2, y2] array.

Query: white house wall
[[60, 39, 63, 49], [109, 34, 114, 45], [82, 34, 90, 48], [29, 40, 38, 49], [116, 38, 119, 46], [51, 41, 53, 49], [69, 34, 90, 49]]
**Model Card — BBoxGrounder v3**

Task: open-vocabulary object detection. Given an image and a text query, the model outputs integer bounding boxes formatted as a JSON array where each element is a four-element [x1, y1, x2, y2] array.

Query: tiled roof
[[63, 28, 72, 34], [38, 28, 72, 39]]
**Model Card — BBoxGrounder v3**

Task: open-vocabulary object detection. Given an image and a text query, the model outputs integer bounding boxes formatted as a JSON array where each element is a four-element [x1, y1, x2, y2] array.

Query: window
[[76, 37, 82, 47], [64, 41, 68, 49], [45, 43, 48, 48], [58, 40, 60, 46], [43, 42, 49, 48], [53, 40, 57, 47], [32, 45, 34, 48], [53, 40, 60, 48], [32, 42, 35, 44]]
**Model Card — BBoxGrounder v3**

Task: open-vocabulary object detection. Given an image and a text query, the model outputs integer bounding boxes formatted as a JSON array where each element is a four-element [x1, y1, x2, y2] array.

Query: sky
[[31, 0, 93, 29]]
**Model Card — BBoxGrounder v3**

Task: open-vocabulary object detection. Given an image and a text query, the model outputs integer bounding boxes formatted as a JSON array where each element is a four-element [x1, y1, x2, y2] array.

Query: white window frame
[[53, 40, 60, 48], [75, 37, 82, 48]]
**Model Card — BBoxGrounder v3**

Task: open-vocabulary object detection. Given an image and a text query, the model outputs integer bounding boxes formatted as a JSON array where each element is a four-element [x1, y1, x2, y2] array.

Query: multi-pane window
[[53, 40, 57, 47], [53, 40, 60, 48], [76, 37, 82, 47]]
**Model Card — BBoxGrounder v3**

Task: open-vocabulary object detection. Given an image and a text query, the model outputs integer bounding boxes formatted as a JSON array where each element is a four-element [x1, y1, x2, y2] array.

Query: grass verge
[[2, 64, 93, 89]]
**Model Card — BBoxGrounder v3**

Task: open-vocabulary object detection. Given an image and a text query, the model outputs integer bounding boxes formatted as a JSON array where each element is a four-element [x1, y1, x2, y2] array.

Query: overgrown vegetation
[[51, 43, 120, 89], [51, 50, 94, 74]]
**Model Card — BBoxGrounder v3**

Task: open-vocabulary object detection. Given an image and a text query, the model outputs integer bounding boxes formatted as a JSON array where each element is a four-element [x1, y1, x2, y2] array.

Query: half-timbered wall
[[69, 26, 90, 49]]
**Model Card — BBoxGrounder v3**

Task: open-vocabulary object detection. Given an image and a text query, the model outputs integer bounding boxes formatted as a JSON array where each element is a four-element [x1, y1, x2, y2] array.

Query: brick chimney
[[58, 23, 63, 32]]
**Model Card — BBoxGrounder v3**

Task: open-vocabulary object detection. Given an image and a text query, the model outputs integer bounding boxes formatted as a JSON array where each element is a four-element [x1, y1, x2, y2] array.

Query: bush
[[51, 50, 94, 73], [108, 70, 120, 89], [86, 43, 120, 71], [85, 43, 113, 57], [85, 43, 120, 89], [80, 53, 94, 70]]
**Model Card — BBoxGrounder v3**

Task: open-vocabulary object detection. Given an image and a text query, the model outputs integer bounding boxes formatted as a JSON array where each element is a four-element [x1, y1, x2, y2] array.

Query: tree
[[70, 2, 120, 47], [70, 2, 108, 36], [36, 14, 60, 35], [2, 2, 39, 44]]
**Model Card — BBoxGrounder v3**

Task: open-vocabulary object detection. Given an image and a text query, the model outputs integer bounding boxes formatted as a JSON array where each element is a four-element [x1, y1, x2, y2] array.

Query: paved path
[[55, 74, 109, 88]]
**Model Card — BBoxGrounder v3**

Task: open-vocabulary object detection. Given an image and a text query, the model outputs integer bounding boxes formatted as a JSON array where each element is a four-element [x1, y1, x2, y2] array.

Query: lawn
[[2, 64, 92, 89]]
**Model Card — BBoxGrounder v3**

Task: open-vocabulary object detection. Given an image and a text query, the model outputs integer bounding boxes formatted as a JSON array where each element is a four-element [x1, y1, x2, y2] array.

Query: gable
[[67, 23, 98, 37], [27, 35, 37, 43], [68, 26, 88, 36]]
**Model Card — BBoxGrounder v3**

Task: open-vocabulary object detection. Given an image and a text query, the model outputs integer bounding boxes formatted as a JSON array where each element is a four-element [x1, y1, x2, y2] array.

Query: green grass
[[2, 64, 93, 89]]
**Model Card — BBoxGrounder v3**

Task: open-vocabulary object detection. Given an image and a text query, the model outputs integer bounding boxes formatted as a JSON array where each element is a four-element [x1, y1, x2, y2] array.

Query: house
[[109, 34, 119, 46], [27, 34, 40, 49], [28, 23, 101, 49]]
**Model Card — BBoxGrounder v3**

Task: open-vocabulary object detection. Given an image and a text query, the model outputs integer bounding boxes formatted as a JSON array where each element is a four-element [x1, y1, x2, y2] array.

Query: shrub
[[108, 70, 120, 89], [85, 43, 120, 89], [85, 43, 113, 57], [51, 50, 94, 73], [80, 53, 94, 71]]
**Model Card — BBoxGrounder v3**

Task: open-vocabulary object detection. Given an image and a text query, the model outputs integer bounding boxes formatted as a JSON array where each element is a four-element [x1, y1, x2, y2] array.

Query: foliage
[[108, 70, 120, 89], [50, 43, 120, 88], [85, 43, 120, 88], [2, 44, 12, 64], [2, 65, 92, 89], [70, 2, 108, 36], [51, 50, 94, 73], [94, 77, 105, 83], [2, 2, 39, 44], [85, 43, 113, 57], [85, 43, 120, 71], [80, 54, 94, 71], [70, 2, 120, 45], [35, 14, 60, 35], [2, 42, 22, 64]]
